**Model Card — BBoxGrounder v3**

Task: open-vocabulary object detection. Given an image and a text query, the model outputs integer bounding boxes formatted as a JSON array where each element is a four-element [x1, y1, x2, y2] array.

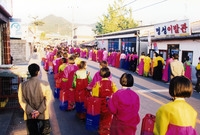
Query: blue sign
[[10, 18, 22, 38]]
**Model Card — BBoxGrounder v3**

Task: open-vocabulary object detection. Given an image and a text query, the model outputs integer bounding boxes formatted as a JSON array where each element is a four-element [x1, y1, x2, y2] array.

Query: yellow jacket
[[18, 77, 53, 120]]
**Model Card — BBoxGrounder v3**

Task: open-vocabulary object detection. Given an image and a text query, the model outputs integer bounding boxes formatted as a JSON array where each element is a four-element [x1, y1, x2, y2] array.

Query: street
[[48, 58, 200, 135], [6, 57, 200, 135]]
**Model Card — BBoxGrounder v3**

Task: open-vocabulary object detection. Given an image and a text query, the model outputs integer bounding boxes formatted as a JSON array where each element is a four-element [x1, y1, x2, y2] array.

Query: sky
[[12, 0, 200, 25]]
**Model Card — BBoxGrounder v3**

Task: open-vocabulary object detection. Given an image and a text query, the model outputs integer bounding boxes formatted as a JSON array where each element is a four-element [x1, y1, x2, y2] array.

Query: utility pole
[[67, 0, 78, 46]]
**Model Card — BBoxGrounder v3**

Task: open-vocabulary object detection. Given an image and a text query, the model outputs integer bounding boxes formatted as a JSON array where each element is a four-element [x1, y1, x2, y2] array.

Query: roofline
[[95, 20, 180, 38], [141, 34, 200, 42], [0, 5, 12, 17]]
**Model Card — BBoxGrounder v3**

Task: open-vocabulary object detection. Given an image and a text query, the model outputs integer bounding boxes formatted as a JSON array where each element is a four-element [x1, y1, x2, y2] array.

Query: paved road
[[48, 58, 200, 135], [4, 57, 200, 135]]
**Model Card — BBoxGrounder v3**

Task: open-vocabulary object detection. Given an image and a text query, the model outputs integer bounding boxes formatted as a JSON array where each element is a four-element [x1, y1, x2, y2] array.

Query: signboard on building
[[10, 18, 22, 39], [154, 19, 190, 37]]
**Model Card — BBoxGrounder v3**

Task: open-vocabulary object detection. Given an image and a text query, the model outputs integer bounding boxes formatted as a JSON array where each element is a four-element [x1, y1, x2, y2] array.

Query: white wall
[[156, 39, 200, 84], [157, 39, 200, 66], [97, 40, 108, 50]]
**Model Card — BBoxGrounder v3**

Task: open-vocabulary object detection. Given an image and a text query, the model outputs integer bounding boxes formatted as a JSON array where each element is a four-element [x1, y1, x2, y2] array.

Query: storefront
[[96, 28, 149, 56], [148, 20, 200, 83]]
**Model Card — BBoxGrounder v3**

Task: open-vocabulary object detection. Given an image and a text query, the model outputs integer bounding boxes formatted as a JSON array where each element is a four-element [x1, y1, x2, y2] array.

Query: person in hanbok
[[102, 48, 108, 61], [108, 73, 140, 135], [162, 54, 173, 82], [115, 50, 121, 68], [53, 57, 67, 98], [184, 56, 192, 80], [62, 51, 68, 60], [97, 48, 103, 63], [195, 57, 200, 92], [75, 47, 80, 56], [58, 58, 68, 92], [88, 48, 93, 60], [92, 48, 97, 62], [92, 67, 117, 135], [152, 53, 165, 80], [69, 46, 74, 54], [87, 61, 112, 90], [132, 52, 138, 72], [154, 76, 198, 135], [129, 52, 138, 72], [111, 50, 117, 67], [124, 52, 131, 70], [143, 54, 151, 77], [53, 51, 62, 74], [80, 48, 84, 58], [74, 53, 81, 66], [107, 50, 112, 66], [58, 58, 67, 73], [137, 52, 145, 75], [73, 61, 92, 119], [61, 56, 79, 110], [119, 51, 126, 69]]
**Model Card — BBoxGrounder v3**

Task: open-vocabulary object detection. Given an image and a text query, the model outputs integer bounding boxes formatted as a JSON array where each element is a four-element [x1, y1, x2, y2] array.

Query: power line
[[106, 0, 168, 21], [75, 0, 168, 24], [111, 0, 137, 12], [131, 0, 168, 13], [75, 0, 137, 23]]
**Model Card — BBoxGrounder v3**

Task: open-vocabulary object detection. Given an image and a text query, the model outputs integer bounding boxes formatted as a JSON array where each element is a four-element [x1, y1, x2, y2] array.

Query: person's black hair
[[169, 76, 192, 98], [120, 73, 134, 87], [141, 52, 145, 55], [99, 61, 108, 68], [62, 57, 67, 63], [173, 53, 179, 59], [154, 52, 159, 57], [100, 67, 110, 78], [68, 56, 75, 64], [79, 61, 86, 69], [28, 63, 40, 77], [33, 48, 37, 52]]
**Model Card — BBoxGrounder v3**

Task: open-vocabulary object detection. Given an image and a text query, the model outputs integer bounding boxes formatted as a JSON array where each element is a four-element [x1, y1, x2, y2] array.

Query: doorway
[[182, 51, 193, 63], [167, 44, 179, 56]]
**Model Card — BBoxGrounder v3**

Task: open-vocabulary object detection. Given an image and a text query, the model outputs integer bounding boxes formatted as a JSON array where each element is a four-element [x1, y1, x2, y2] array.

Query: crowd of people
[[59, 46, 194, 83], [18, 44, 199, 135]]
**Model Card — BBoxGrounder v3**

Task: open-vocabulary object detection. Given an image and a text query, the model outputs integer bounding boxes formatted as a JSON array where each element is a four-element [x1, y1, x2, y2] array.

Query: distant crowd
[[42, 45, 197, 80]]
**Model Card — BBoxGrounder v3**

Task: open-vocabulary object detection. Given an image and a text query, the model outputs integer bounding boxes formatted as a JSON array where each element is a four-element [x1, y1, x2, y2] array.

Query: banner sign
[[154, 19, 190, 37]]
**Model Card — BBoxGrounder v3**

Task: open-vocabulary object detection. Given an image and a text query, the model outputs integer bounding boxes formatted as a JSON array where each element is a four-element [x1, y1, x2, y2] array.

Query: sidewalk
[[0, 51, 42, 135], [0, 64, 29, 135]]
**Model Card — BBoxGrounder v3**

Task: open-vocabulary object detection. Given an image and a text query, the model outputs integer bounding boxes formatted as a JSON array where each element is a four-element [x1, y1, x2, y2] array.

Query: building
[[95, 19, 200, 83], [0, 1, 12, 65], [95, 24, 153, 57], [148, 19, 200, 83], [74, 25, 95, 46]]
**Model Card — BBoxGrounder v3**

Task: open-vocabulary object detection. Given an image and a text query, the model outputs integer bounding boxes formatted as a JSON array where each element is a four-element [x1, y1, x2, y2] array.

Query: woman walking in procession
[[92, 67, 117, 135], [108, 73, 140, 135]]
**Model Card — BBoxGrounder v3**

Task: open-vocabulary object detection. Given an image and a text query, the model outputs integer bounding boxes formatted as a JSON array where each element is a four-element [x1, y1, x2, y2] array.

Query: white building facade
[[95, 19, 200, 83]]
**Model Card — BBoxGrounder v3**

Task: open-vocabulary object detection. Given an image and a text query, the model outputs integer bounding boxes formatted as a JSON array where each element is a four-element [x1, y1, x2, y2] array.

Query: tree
[[94, 0, 138, 35], [33, 20, 45, 26]]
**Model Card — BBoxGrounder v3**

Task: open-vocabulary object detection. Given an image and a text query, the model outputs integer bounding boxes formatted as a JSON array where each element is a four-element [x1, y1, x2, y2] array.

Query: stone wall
[[10, 39, 29, 65]]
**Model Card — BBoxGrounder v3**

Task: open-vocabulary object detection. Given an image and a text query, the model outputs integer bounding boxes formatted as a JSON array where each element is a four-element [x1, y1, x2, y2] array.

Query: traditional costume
[[91, 78, 117, 135]]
